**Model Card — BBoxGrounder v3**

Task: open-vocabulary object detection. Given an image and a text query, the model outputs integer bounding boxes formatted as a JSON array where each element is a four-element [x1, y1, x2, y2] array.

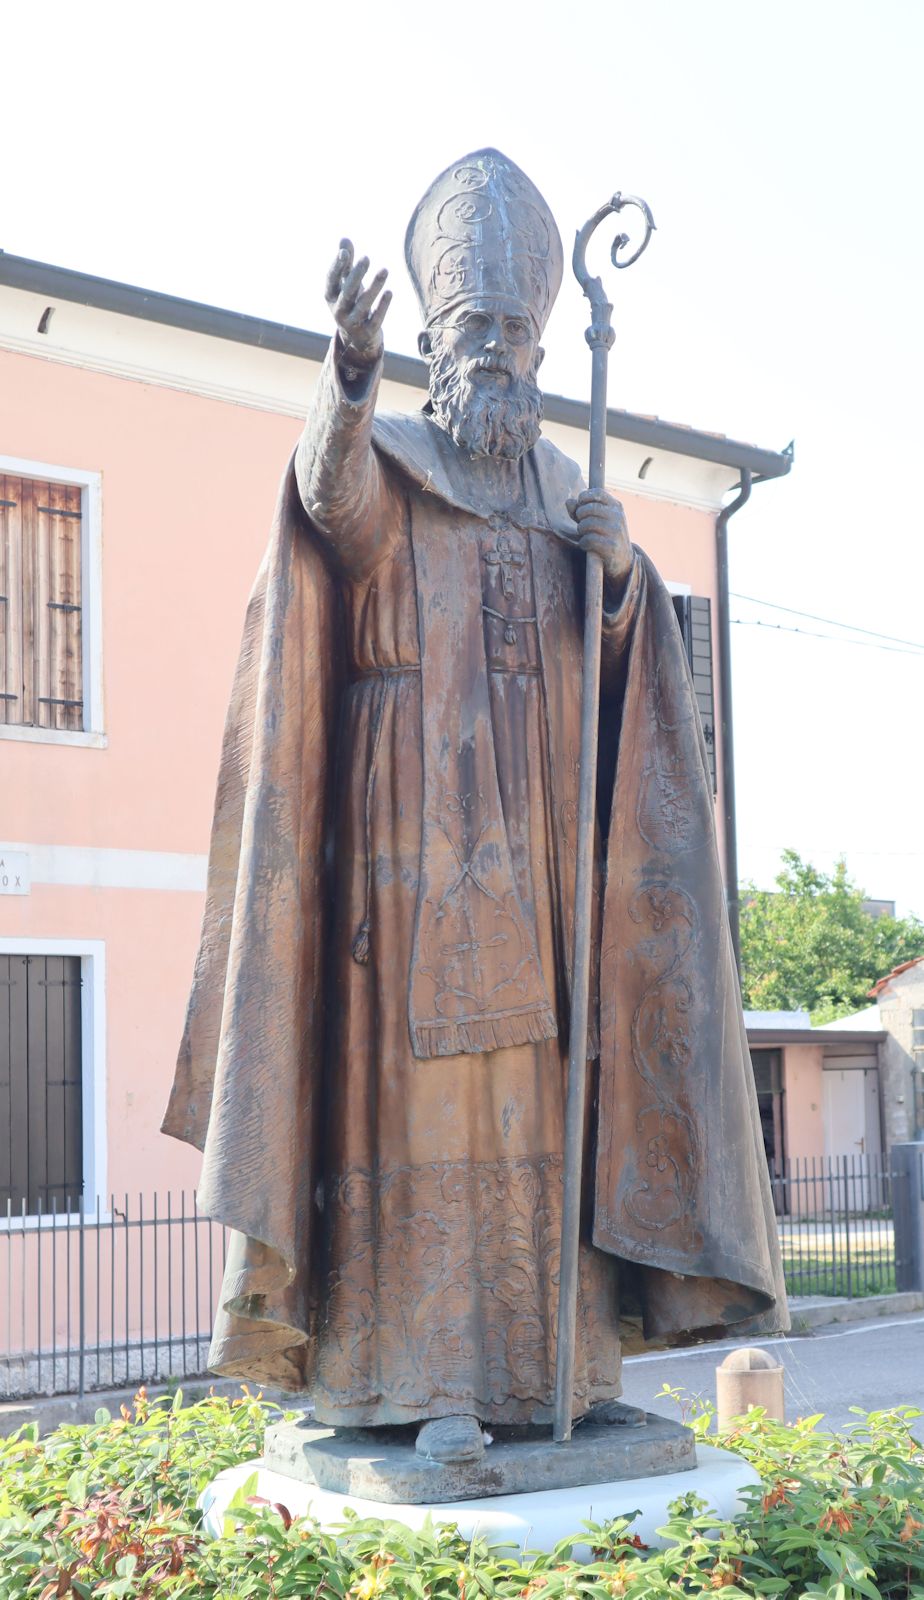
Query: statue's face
[[434, 305, 538, 389], [422, 301, 545, 461]]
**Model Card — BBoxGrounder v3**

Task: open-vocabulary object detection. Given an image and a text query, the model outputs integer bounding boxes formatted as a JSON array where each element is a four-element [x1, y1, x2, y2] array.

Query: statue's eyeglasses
[[436, 311, 534, 347]]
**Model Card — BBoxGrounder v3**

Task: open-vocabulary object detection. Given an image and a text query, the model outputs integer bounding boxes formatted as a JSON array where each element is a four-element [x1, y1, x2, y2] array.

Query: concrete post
[[891, 1142, 924, 1293], [715, 1347, 784, 1429]]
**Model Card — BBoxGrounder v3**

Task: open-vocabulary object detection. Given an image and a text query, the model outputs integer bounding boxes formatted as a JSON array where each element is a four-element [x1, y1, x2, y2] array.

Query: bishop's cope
[[163, 149, 787, 1463]]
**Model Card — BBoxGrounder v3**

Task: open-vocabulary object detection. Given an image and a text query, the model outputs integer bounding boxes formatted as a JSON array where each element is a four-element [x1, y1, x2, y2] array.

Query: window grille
[[0, 475, 84, 731]]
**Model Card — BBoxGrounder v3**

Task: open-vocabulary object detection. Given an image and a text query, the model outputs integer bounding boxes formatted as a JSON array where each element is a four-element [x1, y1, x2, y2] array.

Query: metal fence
[[1, 1192, 228, 1401], [1, 1161, 917, 1401], [771, 1154, 910, 1300]]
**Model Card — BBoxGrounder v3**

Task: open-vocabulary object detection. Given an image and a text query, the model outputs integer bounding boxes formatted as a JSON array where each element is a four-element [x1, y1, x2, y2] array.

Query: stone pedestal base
[[263, 1411, 694, 1505], [200, 1444, 758, 1557]]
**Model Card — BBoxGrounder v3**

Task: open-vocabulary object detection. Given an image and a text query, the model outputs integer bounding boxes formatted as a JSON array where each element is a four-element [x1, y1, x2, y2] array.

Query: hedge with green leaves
[[0, 1384, 921, 1600]]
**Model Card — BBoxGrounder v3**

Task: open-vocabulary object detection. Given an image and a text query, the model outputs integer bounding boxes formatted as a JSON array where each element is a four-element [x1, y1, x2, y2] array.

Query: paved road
[[620, 1312, 924, 1433]]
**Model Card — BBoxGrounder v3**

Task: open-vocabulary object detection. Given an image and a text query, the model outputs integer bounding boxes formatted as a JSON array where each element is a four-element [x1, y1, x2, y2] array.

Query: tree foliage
[[740, 851, 924, 1025]]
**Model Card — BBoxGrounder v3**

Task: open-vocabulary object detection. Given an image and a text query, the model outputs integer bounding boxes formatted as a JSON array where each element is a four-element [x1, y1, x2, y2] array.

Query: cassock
[[162, 343, 788, 1426]]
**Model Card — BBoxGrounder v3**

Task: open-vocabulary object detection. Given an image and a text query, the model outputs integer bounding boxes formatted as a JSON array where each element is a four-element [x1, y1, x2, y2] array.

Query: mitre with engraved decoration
[[405, 148, 564, 337]]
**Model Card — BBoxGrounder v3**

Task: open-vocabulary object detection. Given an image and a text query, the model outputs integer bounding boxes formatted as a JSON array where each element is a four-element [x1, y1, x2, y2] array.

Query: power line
[[729, 592, 924, 653], [730, 618, 924, 657]]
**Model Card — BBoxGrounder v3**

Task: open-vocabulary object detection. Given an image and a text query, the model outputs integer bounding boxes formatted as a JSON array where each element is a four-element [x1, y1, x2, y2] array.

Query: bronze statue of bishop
[[164, 149, 786, 1460]]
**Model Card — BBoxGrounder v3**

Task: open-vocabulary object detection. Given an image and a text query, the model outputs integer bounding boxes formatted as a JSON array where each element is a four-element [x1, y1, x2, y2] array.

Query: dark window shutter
[[0, 954, 83, 1214], [672, 593, 717, 794]]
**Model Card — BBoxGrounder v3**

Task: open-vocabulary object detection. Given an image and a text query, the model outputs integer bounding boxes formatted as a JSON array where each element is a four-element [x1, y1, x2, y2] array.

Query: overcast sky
[[5, 0, 924, 915]]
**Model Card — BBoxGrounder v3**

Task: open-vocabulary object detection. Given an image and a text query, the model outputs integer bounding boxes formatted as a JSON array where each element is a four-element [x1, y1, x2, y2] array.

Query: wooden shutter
[[0, 954, 83, 1215], [672, 593, 717, 794], [1, 474, 84, 731], [28, 480, 84, 731], [0, 475, 24, 725]]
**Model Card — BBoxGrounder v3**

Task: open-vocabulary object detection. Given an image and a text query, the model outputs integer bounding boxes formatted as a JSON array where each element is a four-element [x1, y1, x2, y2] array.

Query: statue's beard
[[428, 343, 544, 460]]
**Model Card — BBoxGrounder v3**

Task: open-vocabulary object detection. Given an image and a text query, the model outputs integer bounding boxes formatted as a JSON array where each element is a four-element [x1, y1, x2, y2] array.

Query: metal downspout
[[715, 469, 752, 978]]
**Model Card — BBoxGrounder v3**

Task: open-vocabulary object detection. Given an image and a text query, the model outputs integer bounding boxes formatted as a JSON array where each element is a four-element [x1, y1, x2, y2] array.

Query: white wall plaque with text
[[0, 852, 30, 894]]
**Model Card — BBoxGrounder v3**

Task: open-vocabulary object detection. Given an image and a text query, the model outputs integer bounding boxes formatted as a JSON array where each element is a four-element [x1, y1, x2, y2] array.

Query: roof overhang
[[747, 1029, 886, 1048], [0, 251, 792, 486]]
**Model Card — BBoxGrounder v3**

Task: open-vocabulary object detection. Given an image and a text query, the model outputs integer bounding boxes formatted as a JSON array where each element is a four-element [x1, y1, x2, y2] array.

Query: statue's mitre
[[405, 148, 563, 336]]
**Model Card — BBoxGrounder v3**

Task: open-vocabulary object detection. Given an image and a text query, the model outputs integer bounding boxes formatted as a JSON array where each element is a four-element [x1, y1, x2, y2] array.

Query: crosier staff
[[553, 192, 656, 1445]]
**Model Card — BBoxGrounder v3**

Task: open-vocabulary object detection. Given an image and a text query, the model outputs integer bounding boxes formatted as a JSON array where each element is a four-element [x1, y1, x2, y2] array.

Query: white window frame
[[0, 937, 107, 1226], [0, 454, 105, 749]]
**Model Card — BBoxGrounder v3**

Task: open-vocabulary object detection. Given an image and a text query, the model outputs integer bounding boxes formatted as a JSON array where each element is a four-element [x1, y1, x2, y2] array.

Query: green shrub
[[0, 1386, 921, 1600]]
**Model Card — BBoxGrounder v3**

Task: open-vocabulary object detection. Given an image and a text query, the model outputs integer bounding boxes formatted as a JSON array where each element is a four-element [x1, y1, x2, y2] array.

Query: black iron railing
[[770, 1154, 910, 1300], [1, 1161, 917, 1401], [1, 1192, 227, 1401]]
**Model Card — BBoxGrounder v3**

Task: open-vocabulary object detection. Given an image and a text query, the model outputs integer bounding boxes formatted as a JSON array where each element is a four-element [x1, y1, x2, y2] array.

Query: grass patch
[[780, 1240, 898, 1298]]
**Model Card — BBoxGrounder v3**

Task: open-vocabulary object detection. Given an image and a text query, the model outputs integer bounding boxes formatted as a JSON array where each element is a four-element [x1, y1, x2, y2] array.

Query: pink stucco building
[[0, 252, 791, 1226]]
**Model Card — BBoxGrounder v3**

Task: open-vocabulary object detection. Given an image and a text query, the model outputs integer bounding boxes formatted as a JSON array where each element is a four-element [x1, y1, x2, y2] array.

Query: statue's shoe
[[581, 1399, 647, 1428], [415, 1414, 486, 1463]]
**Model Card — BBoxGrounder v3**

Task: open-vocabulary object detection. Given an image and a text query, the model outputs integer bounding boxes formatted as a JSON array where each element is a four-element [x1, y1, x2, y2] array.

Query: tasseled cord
[[352, 672, 388, 967]]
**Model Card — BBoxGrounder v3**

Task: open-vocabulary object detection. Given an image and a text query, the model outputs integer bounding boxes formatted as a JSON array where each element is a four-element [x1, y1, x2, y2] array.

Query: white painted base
[[200, 1444, 758, 1556]]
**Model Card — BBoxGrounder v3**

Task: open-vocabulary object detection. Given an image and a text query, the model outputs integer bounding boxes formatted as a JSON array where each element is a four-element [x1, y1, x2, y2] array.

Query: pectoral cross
[[484, 533, 525, 599]]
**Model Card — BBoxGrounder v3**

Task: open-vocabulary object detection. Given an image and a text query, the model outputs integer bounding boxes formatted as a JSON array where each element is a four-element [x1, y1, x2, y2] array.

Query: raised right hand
[[325, 238, 392, 368]]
